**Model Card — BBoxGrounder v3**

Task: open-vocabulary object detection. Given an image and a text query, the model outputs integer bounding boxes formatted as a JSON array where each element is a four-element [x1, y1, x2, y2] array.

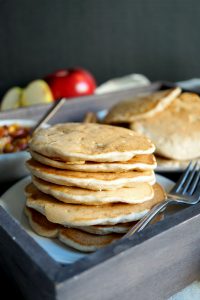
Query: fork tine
[[182, 162, 199, 194], [171, 161, 193, 193], [193, 172, 200, 198], [187, 166, 200, 195]]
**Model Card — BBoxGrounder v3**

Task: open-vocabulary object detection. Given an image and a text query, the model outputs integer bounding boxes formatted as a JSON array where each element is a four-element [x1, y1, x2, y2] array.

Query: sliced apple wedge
[[21, 80, 54, 107], [1, 87, 22, 111]]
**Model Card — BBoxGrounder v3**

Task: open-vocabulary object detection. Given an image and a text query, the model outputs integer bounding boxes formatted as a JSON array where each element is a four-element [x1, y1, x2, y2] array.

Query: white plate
[[0, 174, 174, 265]]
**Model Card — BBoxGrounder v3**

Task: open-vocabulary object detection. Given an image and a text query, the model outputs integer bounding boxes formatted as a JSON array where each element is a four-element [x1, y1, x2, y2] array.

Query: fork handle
[[123, 199, 173, 238]]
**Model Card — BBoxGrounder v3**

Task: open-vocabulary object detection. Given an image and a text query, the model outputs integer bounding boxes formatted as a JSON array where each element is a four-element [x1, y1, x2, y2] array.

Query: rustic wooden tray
[[1, 82, 200, 300]]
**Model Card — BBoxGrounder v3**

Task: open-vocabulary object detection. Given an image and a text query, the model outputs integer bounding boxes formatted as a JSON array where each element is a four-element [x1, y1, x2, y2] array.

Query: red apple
[[45, 68, 97, 100]]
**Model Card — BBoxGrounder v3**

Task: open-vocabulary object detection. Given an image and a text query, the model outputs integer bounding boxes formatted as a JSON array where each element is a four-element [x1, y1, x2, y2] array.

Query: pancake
[[24, 206, 59, 237], [79, 223, 134, 235], [25, 207, 163, 236], [104, 87, 181, 124], [25, 207, 119, 252], [25, 183, 166, 226], [58, 228, 120, 252], [131, 93, 200, 160], [30, 151, 157, 172], [32, 176, 154, 205], [29, 123, 155, 162], [79, 213, 164, 235], [26, 159, 156, 190]]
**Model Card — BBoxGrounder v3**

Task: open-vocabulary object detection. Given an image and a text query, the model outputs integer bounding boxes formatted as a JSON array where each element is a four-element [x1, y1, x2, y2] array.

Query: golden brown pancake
[[30, 151, 157, 172], [24, 206, 59, 237], [25, 207, 164, 252], [25, 183, 166, 226], [131, 93, 200, 160], [26, 159, 156, 190], [79, 213, 164, 235], [25, 207, 120, 252], [32, 176, 154, 205], [58, 228, 119, 252], [29, 123, 155, 162], [104, 88, 181, 124]]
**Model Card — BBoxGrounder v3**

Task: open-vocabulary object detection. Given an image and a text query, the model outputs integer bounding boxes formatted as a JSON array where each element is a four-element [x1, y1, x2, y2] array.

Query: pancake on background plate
[[104, 87, 181, 124], [131, 93, 200, 160]]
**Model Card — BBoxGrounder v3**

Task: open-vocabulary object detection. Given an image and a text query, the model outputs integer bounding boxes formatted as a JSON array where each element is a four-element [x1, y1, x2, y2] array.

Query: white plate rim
[[0, 120, 49, 159]]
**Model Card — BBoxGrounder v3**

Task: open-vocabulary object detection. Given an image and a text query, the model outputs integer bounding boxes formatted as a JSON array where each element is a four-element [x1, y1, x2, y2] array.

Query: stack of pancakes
[[25, 123, 165, 252], [104, 88, 200, 168]]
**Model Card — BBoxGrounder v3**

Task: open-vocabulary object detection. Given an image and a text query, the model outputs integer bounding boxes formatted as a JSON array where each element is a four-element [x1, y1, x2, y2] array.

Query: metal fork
[[123, 161, 200, 238]]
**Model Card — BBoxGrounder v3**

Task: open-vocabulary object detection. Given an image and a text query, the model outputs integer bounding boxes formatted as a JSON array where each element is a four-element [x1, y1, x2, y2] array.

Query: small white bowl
[[0, 119, 48, 182]]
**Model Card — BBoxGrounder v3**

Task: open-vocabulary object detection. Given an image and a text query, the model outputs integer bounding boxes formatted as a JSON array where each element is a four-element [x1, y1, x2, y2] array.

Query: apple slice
[[1, 87, 22, 111], [21, 80, 54, 107]]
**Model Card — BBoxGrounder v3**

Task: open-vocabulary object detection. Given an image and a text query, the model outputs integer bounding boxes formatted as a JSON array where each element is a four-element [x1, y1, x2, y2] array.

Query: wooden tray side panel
[[57, 214, 200, 300], [0, 208, 58, 300]]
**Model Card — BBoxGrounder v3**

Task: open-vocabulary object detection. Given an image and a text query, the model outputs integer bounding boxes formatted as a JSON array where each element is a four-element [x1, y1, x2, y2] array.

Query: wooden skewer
[[30, 98, 66, 134], [31, 101, 98, 137]]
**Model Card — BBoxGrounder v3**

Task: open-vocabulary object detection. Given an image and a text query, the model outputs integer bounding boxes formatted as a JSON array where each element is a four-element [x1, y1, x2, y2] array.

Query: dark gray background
[[0, 0, 199, 97]]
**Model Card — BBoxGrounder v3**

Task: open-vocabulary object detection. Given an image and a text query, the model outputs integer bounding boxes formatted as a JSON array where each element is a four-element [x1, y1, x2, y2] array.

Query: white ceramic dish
[[0, 174, 174, 264], [0, 119, 48, 182]]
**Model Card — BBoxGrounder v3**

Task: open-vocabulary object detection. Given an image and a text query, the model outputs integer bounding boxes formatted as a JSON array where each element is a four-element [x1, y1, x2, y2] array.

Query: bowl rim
[[0, 119, 49, 157], [0, 150, 31, 159], [0, 119, 38, 125]]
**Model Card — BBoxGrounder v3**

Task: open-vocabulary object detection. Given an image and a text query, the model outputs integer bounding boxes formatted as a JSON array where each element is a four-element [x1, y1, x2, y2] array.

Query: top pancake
[[131, 93, 200, 160], [104, 87, 181, 124], [29, 123, 155, 162]]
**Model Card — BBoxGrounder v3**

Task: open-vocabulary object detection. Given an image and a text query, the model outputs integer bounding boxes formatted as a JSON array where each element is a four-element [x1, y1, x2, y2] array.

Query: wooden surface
[[0, 83, 200, 300]]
